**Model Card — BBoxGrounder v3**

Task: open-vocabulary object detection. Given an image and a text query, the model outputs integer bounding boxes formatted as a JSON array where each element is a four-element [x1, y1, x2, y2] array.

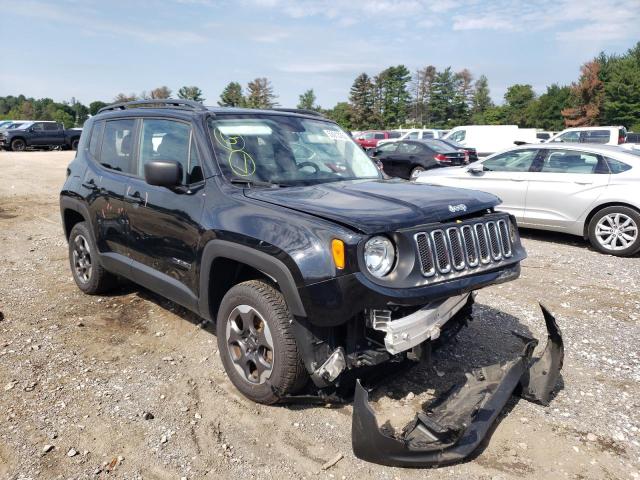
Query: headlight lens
[[364, 236, 395, 277]]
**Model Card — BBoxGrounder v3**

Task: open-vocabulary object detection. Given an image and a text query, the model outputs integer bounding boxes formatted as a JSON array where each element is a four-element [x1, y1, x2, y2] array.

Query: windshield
[[13, 123, 32, 130], [208, 115, 380, 186]]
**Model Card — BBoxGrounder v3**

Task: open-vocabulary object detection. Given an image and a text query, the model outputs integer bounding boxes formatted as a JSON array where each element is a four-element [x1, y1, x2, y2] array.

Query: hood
[[244, 179, 500, 234]]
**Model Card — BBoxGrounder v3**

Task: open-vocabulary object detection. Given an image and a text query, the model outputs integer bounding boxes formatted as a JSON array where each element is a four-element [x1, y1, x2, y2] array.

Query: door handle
[[125, 190, 144, 205], [509, 178, 526, 182], [82, 179, 99, 191], [574, 181, 592, 185]]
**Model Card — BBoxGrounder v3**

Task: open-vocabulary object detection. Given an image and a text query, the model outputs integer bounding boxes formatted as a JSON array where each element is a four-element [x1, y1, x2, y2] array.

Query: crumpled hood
[[244, 179, 500, 234]]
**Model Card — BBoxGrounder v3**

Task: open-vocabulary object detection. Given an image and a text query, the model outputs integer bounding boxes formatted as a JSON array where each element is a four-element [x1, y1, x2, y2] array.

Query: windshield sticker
[[213, 127, 256, 177], [323, 129, 350, 141]]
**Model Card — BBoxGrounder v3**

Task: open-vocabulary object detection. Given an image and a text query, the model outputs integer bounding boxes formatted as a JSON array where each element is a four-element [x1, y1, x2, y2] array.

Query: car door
[[522, 149, 610, 230], [374, 142, 399, 176], [124, 117, 206, 305], [44, 122, 65, 146], [83, 118, 136, 274], [28, 122, 48, 146], [383, 142, 416, 179], [432, 149, 541, 221]]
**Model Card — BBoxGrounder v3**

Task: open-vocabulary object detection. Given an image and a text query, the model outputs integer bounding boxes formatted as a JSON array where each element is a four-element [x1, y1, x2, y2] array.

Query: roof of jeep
[[95, 100, 329, 122]]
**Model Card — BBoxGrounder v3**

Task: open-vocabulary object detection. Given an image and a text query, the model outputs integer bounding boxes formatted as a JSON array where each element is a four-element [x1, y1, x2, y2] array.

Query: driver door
[[439, 149, 541, 221]]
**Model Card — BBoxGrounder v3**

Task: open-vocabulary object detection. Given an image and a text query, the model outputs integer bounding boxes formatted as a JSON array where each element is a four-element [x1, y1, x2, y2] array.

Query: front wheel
[[217, 280, 307, 404], [588, 206, 640, 256], [10, 138, 26, 152], [70, 139, 80, 150]]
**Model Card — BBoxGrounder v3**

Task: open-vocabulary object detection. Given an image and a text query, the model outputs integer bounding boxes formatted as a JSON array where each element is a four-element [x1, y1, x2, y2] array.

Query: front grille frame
[[413, 214, 515, 282]]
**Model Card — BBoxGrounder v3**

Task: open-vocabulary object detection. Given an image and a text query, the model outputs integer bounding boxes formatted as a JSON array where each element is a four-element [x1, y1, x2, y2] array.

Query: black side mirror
[[144, 160, 182, 187]]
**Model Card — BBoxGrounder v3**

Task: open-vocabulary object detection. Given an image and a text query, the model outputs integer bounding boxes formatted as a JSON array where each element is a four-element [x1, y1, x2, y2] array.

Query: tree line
[[1, 42, 638, 131]]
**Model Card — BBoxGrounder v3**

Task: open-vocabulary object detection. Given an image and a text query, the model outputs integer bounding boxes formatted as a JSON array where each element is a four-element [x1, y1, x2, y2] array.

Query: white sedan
[[415, 143, 640, 256]]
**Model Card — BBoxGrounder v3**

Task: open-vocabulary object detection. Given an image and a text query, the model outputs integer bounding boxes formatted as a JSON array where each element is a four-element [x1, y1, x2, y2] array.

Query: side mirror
[[144, 160, 182, 187], [467, 165, 484, 174]]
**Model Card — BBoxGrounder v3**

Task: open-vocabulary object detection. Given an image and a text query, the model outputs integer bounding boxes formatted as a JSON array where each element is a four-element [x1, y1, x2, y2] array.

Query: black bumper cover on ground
[[352, 304, 564, 468]]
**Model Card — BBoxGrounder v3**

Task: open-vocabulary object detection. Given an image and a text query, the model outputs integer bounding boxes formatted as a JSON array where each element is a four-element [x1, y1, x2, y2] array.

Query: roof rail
[[97, 99, 208, 114], [270, 108, 326, 118]]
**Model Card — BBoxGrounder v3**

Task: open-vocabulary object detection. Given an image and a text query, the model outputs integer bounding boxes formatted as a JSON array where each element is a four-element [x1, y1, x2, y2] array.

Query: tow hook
[[351, 303, 564, 467]]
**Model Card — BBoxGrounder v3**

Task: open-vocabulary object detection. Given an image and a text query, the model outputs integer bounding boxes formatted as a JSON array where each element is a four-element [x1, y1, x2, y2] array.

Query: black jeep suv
[[60, 100, 563, 467]]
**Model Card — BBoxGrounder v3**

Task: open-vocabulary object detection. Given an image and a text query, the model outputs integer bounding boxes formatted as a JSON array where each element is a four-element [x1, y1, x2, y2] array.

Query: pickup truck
[[0, 121, 82, 151]]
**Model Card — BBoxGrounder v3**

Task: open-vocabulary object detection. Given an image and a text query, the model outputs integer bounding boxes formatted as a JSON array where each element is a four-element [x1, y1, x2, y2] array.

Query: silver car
[[415, 143, 640, 256]]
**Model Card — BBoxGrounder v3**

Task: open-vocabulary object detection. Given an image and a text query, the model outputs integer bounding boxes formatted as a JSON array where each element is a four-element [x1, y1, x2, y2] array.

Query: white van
[[377, 128, 447, 147], [444, 125, 538, 158]]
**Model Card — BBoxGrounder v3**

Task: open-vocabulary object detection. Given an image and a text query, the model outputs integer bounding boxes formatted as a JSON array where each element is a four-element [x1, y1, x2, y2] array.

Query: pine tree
[[471, 75, 493, 122], [177, 86, 205, 102], [297, 89, 319, 111], [349, 73, 376, 130], [245, 78, 278, 109], [218, 82, 245, 107]]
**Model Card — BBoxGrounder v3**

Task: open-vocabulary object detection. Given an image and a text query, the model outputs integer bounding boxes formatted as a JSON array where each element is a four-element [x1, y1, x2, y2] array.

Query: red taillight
[[434, 154, 450, 162], [618, 136, 625, 144]]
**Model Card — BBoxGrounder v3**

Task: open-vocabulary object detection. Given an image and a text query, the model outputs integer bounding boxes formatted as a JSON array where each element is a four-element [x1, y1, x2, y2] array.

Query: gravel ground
[[0, 150, 638, 480]]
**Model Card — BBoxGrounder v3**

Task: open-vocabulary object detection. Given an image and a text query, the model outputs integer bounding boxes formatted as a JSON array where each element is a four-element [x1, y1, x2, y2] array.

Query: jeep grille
[[414, 217, 513, 279]]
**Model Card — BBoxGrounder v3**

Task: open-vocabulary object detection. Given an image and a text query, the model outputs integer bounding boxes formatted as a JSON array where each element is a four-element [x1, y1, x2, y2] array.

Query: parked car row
[[0, 120, 82, 151]]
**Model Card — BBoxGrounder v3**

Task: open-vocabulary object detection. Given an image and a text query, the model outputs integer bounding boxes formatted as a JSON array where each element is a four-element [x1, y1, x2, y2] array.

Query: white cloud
[[3, 0, 208, 45], [279, 62, 377, 74]]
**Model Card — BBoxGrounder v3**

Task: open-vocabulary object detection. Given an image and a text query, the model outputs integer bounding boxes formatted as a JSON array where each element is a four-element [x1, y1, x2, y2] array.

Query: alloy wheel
[[72, 234, 92, 283], [595, 213, 638, 251], [225, 305, 274, 384]]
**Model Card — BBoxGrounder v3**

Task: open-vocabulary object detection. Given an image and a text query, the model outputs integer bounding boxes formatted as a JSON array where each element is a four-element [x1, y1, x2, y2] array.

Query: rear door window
[[374, 133, 385, 140], [100, 119, 136, 174], [397, 142, 421, 154], [580, 130, 610, 144], [540, 150, 606, 174], [44, 123, 60, 131]]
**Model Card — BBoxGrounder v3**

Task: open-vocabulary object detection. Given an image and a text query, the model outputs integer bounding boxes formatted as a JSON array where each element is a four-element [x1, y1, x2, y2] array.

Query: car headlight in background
[[364, 236, 395, 277]]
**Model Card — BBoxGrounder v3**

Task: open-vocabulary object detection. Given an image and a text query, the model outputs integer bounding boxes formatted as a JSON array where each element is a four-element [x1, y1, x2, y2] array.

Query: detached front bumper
[[352, 304, 564, 468]]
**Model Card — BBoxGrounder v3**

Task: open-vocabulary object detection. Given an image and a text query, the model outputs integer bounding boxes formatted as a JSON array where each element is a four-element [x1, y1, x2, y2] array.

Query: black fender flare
[[198, 239, 307, 321], [59, 195, 92, 238]]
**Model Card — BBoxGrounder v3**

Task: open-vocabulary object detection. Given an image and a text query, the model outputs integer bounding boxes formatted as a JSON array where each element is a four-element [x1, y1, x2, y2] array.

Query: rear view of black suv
[[60, 100, 563, 467]]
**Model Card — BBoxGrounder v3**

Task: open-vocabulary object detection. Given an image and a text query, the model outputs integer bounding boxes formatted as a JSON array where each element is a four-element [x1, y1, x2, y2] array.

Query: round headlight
[[364, 236, 396, 278]]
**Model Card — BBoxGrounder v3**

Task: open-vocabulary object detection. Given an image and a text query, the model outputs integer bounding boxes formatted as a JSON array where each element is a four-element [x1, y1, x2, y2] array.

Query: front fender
[[198, 239, 307, 319]]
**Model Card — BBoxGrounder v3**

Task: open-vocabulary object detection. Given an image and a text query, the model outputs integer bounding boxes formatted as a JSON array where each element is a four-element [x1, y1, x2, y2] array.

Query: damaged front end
[[352, 304, 564, 468]]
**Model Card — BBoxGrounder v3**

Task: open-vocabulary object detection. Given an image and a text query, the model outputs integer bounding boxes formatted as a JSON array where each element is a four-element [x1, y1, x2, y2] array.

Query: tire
[[10, 138, 26, 152], [70, 138, 79, 150], [410, 166, 425, 180], [217, 280, 307, 404], [68, 222, 117, 294], [588, 206, 640, 256]]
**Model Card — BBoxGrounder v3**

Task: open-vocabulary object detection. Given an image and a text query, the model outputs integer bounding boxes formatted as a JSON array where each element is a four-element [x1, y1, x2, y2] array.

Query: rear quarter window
[[605, 157, 632, 174], [89, 121, 104, 159]]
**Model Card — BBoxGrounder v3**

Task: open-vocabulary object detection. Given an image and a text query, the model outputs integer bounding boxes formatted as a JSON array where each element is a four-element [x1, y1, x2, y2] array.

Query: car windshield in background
[[208, 115, 380, 186]]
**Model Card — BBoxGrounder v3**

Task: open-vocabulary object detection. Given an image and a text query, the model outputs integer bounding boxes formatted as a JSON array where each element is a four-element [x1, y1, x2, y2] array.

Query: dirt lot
[[0, 150, 639, 480]]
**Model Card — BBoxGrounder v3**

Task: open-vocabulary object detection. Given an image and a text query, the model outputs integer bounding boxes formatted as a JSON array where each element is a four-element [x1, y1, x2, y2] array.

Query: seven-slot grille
[[415, 217, 513, 278]]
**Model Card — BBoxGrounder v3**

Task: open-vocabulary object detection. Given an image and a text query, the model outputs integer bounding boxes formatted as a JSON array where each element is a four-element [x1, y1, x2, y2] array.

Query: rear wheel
[[10, 138, 25, 152], [588, 206, 640, 256], [410, 166, 425, 180], [217, 280, 307, 404], [68, 222, 117, 293], [70, 138, 80, 150]]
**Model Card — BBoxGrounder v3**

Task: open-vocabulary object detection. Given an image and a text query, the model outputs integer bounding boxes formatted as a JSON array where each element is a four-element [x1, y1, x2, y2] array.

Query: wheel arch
[[583, 201, 640, 238], [199, 240, 307, 322], [9, 136, 26, 148]]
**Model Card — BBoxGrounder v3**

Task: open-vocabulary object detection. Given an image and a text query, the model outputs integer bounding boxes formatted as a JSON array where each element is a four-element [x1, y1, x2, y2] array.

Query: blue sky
[[1, 0, 638, 108]]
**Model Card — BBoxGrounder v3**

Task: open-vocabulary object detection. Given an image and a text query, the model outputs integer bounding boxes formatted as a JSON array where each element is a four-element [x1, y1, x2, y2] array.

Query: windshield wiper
[[230, 178, 287, 188]]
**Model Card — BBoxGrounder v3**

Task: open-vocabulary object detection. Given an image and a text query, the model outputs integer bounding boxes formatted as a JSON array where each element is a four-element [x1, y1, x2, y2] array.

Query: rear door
[[123, 117, 206, 304], [83, 118, 136, 270], [44, 122, 65, 145], [523, 149, 610, 230], [375, 142, 399, 176]]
